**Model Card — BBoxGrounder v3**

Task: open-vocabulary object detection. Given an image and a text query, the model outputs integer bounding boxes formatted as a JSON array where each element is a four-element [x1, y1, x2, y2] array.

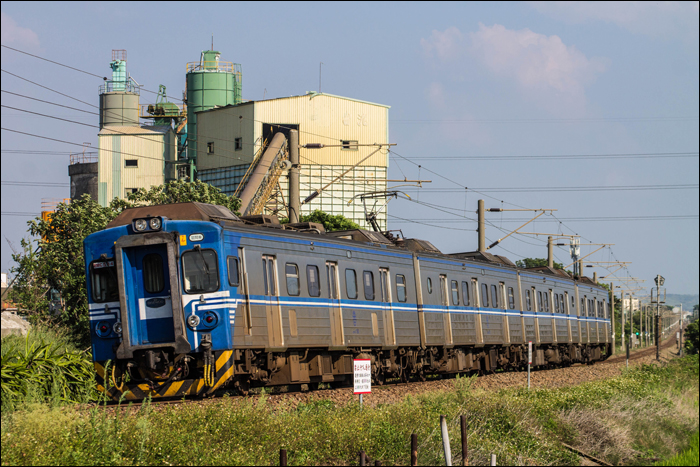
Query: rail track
[[94, 333, 680, 412]]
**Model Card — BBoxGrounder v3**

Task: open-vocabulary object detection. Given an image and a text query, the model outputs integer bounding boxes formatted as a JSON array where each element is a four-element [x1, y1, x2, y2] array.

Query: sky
[[1, 1, 698, 297]]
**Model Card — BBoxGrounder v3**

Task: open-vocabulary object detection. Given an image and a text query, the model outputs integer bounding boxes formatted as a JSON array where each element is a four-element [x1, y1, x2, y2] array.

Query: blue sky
[[1, 2, 698, 296]]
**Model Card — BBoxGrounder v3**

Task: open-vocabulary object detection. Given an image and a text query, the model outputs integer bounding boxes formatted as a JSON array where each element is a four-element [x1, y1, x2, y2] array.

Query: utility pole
[[288, 129, 300, 224], [610, 281, 615, 355], [621, 291, 626, 348], [652, 275, 665, 361], [478, 199, 485, 253], [548, 236, 553, 268]]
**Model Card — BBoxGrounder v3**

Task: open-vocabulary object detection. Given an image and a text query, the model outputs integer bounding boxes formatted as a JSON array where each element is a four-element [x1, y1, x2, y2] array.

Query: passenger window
[[571, 295, 576, 313], [262, 256, 276, 296], [481, 283, 489, 307], [543, 292, 550, 313], [581, 298, 586, 316], [560, 294, 565, 313], [451, 280, 459, 306], [307, 265, 320, 297], [462, 281, 470, 306], [90, 259, 118, 303], [554, 293, 560, 313], [286, 263, 300, 296], [182, 249, 219, 294], [396, 274, 407, 302], [526, 290, 532, 311], [538, 291, 544, 312], [363, 271, 374, 301], [227, 256, 240, 286], [427, 277, 433, 294], [345, 269, 357, 299], [508, 287, 515, 309], [143, 254, 164, 294], [490, 284, 498, 308]]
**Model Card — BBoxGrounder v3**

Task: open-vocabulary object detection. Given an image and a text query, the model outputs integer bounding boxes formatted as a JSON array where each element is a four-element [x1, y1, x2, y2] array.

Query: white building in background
[[196, 92, 390, 230], [623, 297, 641, 312]]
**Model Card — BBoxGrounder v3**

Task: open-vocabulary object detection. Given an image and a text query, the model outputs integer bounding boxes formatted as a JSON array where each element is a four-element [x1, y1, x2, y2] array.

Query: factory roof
[[199, 91, 390, 115], [98, 125, 173, 136]]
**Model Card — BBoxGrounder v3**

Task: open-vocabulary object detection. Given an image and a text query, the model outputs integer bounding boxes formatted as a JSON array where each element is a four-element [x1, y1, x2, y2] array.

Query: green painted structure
[[186, 50, 242, 179]]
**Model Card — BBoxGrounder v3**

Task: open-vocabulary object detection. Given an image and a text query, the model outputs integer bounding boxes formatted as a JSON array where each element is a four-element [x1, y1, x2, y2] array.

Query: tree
[[515, 257, 565, 270], [9, 181, 240, 346], [281, 210, 360, 232], [684, 319, 699, 355], [10, 195, 119, 345]]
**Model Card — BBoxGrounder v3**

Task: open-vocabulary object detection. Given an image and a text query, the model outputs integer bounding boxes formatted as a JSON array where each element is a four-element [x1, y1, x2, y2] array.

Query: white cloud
[[420, 24, 606, 114], [420, 27, 464, 61], [1, 12, 40, 51], [528, 1, 699, 39], [469, 23, 606, 98]]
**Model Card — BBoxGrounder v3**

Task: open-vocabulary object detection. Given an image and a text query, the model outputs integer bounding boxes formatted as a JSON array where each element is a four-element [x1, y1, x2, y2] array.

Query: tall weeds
[[1, 325, 98, 412]]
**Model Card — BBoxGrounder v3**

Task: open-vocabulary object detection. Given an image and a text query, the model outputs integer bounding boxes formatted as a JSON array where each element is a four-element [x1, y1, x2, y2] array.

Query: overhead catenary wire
[[3, 46, 687, 279]]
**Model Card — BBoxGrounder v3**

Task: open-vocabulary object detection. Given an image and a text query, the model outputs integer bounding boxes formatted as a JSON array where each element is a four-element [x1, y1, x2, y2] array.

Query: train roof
[[106, 202, 239, 229], [102, 203, 604, 288]]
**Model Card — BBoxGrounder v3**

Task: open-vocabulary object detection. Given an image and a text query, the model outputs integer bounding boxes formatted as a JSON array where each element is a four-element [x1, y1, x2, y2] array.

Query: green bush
[[1, 325, 98, 412]]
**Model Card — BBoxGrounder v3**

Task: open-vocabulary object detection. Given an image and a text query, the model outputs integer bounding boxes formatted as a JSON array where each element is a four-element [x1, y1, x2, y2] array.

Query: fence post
[[460, 414, 468, 466], [279, 449, 287, 466], [411, 433, 418, 467], [360, 450, 366, 466], [440, 415, 452, 466], [490, 453, 496, 466]]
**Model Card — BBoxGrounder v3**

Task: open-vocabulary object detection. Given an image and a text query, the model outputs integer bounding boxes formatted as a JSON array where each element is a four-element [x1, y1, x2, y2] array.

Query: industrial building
[[70, 48, 391, 230], [196, 92, 390, 229]]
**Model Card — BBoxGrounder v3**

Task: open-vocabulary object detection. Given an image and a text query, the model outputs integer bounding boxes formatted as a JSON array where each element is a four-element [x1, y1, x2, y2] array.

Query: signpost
[[353, 359, 371, 409], [527, 341, 532, 390]]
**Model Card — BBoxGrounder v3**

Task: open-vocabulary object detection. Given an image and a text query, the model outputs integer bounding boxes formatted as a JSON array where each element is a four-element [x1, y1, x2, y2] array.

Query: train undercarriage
[[97, 342, 610, 400]]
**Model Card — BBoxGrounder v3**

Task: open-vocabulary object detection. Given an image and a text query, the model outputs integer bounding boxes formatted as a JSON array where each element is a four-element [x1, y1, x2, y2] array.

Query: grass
[[1, 355, 697, 466], [1, 324, 98, 413], [655, 431, 699, 466]]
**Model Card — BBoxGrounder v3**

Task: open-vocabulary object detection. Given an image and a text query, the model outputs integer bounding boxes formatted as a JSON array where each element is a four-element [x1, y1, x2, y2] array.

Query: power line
[[1, 45, 107, 79], [392, 116, 699, 124], [2, 181, 69, 187], [402, 184, 698, 193], [399, 151, 699, 161], [389, 215, 699, 223]]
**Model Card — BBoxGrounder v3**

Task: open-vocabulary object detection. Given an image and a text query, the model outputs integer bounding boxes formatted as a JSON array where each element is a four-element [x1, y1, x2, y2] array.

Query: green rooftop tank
[[186, 50, 242, 164]]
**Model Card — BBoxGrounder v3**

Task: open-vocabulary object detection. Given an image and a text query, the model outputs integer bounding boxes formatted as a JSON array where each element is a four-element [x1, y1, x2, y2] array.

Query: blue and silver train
[[84, 202, 611, 400]]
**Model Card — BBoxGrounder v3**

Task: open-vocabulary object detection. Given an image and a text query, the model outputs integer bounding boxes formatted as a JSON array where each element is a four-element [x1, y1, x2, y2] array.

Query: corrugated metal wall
[[254, 94, 389, 167], [97, 127, 175, 206], [196, 103, 256, 171]]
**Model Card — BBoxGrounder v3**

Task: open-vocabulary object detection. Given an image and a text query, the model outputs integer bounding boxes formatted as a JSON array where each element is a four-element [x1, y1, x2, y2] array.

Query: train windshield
[[90, 259, 119, 303], [182, 249, 219, 294]]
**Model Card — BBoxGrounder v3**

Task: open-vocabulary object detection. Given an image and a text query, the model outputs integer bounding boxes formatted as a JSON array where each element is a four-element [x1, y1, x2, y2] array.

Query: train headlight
[[187, 314, 200, 328], [112, 322, 122, 335], [134, 219, 147, 232], [149, 217, 162, 230], [95, 321, 111, 338]]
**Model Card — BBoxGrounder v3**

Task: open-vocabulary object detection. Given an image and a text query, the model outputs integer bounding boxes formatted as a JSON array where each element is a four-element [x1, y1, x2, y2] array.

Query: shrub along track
[[97, 331, 681, 412]]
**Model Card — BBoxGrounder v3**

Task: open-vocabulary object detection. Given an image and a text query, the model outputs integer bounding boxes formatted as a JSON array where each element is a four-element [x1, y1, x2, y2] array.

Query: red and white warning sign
[[353, 359, 372, 394]]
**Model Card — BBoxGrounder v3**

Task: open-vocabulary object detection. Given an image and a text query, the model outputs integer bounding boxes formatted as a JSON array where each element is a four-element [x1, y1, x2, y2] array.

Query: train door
[[262, 255, 284, 348], [326, 261, 345, 347], [500, 282, 510, 343], [473, 278, 484, 345], [379, 268, 397, 346], [439, 274, 453, 345], [124, 244, 175, 346]]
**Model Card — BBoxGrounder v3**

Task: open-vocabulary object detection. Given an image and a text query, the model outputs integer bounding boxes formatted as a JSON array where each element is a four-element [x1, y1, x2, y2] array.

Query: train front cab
[[88, 215, 235, 401]]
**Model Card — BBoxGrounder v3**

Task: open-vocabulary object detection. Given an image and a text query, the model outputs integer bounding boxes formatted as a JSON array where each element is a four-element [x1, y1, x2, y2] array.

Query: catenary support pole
[[547, 236, 553, 268], [478, 200, 485, 253], [289, 129, 300, 224], [610, 282, 615, 355]]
